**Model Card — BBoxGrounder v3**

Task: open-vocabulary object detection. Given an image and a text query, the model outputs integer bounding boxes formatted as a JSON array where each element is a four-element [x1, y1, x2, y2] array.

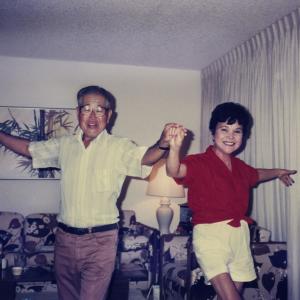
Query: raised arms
[[0, 131, 31, 157], [257, 168, 297, 186], [142, 123, 184, 166], [166, 125, 187, 178]]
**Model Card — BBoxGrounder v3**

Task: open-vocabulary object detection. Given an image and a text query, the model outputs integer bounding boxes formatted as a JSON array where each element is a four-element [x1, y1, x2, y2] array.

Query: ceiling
[[1, 0, 300, 71]]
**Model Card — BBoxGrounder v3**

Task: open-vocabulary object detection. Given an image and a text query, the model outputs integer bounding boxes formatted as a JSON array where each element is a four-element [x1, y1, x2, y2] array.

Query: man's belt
[[58, 222, 118, 235]]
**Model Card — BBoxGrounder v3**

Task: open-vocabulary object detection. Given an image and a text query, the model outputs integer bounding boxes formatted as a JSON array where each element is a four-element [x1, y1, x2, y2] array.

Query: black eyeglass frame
[[79, 104, 109, 115]]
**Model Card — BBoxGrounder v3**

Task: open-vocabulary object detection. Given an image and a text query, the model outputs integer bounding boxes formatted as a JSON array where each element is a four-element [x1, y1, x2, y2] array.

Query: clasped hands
[[159, 123, 187, 150]]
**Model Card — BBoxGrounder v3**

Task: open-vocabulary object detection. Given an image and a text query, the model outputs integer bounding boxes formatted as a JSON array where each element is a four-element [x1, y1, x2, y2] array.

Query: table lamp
[[146, 159, 185, 235]]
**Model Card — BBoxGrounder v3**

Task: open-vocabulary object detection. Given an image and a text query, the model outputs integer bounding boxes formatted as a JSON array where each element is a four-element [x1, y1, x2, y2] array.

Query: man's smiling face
[[77, 93, 112, 145]]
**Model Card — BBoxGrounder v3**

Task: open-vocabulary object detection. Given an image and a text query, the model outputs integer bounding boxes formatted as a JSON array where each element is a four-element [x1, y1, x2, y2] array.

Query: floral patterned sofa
[[18, 212, 58, 295], [0, 210, 159, 298], [160, 234, 192, 300], [0, 211, 58, 298], [160, 232, 287, 300], [0, 211, 24, 268], [117, 210, 160, 289]]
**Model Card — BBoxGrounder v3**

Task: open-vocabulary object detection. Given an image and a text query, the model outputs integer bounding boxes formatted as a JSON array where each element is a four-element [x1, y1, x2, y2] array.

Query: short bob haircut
[[76, 85, 116, 111], [209, 102, 253, 140]]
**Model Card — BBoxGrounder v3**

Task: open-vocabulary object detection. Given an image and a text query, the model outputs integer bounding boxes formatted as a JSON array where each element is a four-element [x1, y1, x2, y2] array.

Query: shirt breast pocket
[[94, 169, 114, 192]]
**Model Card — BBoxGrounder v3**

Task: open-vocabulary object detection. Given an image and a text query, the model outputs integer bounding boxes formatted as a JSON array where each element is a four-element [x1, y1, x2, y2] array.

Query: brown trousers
[[54, 228, 118, 300]]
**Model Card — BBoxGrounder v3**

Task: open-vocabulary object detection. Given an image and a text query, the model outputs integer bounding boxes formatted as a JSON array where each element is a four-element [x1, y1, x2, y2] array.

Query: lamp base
[[156, 197, 174, 235]]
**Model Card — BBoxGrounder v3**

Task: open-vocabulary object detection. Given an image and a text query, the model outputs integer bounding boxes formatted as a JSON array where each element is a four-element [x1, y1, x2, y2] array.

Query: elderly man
[[0, 85, 177, 300]]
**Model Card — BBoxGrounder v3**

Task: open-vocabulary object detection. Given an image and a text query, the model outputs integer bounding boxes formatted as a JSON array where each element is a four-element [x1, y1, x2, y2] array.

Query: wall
[[0, 56, 201, 224]]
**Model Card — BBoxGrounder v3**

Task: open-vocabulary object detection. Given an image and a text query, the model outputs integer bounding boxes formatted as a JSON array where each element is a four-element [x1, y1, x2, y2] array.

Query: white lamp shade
[[146, 159, 185, 198]]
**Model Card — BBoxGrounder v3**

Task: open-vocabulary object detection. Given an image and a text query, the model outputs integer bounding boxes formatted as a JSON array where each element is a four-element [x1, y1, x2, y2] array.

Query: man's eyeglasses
[[79, 104, 109, 117]]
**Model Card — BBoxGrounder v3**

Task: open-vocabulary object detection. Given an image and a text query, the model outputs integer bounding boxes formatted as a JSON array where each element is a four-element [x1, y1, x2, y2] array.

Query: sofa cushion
[[119, 210, 157, 252], [24, 213, 57, 253], [122, 234, 149, 251], [120, 248, 149, 281]]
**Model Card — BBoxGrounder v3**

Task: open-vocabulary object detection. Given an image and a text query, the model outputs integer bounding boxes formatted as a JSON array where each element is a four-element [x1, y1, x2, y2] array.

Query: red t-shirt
[[175, 146, 259, 227]]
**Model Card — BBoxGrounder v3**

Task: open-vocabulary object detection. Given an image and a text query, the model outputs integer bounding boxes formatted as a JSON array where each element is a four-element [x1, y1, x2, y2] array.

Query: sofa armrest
[[160, 234, 190, 300], [0, 211, 24, 253], [118, 220, 159, 286], [250, 242, 287, 299]]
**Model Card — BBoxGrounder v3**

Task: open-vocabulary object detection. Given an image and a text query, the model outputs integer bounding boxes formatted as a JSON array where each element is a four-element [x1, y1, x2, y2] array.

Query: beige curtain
[[201, 9, 300, 299]]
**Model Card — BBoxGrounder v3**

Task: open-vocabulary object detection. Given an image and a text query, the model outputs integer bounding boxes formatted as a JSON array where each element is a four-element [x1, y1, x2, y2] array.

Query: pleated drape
[[201, 9, 300, 298]]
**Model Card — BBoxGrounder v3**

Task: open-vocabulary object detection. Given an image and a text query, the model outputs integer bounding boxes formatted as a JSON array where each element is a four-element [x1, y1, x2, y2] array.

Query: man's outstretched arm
[[0, 131, 31, 157]]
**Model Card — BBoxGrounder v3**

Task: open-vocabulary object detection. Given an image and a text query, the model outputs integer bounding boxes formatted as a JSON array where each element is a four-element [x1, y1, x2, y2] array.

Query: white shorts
[[192, 220, 256, 282]]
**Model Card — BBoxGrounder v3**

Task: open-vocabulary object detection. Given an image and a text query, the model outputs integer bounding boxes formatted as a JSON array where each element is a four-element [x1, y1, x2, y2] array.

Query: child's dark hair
[[209, 102, 253, 140]]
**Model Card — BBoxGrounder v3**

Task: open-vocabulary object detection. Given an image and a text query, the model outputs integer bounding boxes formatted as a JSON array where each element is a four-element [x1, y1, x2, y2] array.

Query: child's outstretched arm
[[166, 125, 187, 178], [257, 168, 297, 186]]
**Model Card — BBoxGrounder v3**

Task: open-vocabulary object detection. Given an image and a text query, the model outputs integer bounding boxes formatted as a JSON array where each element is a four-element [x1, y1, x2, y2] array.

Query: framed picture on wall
[[0, 106, 78, 179]]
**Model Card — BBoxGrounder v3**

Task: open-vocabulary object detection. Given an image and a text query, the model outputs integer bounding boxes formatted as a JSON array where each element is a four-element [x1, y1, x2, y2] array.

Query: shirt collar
[[205, 145, 218, 160], [205, 145, 235, 170], [75, 128, 108, 144]]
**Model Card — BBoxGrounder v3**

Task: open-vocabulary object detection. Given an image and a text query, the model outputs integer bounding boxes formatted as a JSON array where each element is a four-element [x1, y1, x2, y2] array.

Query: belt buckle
[[88, 227, 92, 234]]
